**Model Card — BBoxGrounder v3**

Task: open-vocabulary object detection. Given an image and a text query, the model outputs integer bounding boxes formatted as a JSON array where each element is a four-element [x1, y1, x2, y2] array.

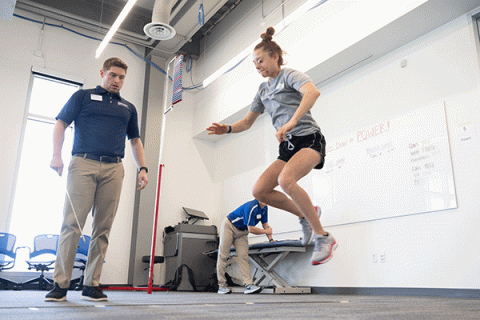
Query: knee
[[218, 254, 229, 263], [252, 185, 267, 202], [278, 174, 295, 195]]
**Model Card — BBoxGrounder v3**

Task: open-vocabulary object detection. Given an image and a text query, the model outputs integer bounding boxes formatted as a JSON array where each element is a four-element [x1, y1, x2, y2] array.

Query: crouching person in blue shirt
[[217, 199, 273, 294]]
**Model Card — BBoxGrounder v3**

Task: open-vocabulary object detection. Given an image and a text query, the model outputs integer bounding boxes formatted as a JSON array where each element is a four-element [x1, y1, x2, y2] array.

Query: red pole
[[147, 163, 165, 294]]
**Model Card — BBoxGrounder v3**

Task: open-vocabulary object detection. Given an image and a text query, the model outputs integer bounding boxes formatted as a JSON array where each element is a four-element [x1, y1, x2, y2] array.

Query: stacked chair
[[0, 232, 20, 290], [21, 234, 59, 290]]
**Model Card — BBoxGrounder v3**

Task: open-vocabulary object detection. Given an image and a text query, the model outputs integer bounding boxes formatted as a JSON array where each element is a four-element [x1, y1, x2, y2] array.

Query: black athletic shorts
[[277, 131, 326, 170]]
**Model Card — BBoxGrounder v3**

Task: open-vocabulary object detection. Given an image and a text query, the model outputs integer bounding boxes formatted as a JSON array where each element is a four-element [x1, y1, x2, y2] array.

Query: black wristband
[[139, 167, 148, 173], [269, 239, 274, 242], [227, 125, 232, 133]]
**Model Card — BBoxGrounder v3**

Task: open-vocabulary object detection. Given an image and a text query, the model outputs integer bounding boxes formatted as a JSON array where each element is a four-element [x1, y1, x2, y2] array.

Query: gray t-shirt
[[249, 68, 321, 136]]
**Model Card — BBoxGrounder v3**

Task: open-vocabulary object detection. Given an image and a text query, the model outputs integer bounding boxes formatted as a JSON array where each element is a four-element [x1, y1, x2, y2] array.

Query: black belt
[[75, 153, 122, 163], [227, 217, 246, 231]]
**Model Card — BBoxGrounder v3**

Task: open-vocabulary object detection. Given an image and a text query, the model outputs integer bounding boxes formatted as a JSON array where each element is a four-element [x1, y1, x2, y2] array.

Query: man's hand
[[138, 171, 148, 190], [50, 156, 64, 176]]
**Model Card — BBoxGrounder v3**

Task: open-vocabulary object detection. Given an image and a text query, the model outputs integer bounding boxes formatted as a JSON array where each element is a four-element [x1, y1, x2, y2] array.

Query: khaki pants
[[53, 156, 124, 288], [217, 218, 252, 287]]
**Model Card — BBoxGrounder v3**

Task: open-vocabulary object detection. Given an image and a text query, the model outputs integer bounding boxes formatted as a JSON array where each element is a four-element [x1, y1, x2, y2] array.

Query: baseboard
[[100, 283, 134, 288], [312, 287, 480, 299]]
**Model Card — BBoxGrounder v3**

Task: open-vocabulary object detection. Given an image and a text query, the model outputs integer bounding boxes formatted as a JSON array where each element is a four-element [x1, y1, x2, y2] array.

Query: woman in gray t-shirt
[[207, 27, 337, 266]]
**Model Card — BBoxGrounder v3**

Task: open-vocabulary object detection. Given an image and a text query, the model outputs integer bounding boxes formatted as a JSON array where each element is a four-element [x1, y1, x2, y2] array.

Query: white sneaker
[[311, 233, 337, 265], [217, 286, 232, 294], [299, 206, 322, 246], [244, 284, 262, 294]]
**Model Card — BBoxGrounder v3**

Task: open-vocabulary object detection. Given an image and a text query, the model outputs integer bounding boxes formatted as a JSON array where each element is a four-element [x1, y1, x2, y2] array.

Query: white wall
[[150, 87, 222, 284], [172, 6, 480, 289], [0, 9, 146, 285], [130, 54, 165, 286]]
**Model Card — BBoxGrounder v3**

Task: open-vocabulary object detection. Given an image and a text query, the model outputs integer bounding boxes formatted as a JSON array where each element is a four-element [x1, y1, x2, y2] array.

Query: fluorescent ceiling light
[[203, 43, 256, 88], [95, 0, 138, 58], [202, 0, 321, 88]]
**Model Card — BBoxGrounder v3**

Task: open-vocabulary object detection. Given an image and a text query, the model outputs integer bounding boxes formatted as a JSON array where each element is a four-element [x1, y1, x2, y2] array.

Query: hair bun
[[261, 27, 275, 41]]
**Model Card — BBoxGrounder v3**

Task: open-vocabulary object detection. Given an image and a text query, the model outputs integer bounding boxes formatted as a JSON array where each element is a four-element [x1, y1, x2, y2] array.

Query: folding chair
[[21, 234, 59, 290], [0, 232, 20, 290], [69, 235, 91, 290]]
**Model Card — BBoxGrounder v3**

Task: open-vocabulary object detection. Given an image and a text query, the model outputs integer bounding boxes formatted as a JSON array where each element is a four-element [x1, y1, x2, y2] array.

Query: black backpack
[[166, 264, 197, 292]]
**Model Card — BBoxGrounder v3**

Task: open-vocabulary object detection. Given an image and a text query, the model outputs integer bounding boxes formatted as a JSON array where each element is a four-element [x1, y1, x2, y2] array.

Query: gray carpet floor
[[1, 290, 480, 319]]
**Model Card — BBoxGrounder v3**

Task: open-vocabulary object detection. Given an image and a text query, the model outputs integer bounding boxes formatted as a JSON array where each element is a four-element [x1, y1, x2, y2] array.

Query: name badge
[[257, 214, 261, 219], [118, 102, 129, 108], [91, 94, 102, 101]]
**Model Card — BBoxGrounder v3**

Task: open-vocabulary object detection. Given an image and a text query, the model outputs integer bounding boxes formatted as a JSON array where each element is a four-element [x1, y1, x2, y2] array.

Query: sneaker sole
[[45, 297, 67, 302], [217, 290, 232, 294], [244, 287, 263, 294], [311, 240, 338, 266], [81, 295, 108, 301]]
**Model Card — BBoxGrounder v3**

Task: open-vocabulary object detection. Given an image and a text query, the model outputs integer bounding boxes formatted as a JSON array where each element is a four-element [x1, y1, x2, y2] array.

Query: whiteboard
[[311, 102, 457, 226]]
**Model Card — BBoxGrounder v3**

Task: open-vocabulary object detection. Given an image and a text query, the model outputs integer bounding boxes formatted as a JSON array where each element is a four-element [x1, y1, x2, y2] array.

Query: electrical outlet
[[372, 253, 377, 263], [380, 252, 386, 263]]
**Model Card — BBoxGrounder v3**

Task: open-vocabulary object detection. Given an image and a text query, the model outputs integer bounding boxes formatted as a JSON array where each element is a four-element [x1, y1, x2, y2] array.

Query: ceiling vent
[[144, 0, 176, 40]]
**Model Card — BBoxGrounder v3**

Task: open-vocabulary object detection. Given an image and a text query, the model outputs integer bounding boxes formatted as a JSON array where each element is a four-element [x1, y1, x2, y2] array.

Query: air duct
[[144, 0, 176, 40]]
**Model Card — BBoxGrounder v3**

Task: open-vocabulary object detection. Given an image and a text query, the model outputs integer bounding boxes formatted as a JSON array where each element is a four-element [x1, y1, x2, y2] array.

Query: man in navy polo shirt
[[217, 199, 273, 294], [45, 57, 148, 302]]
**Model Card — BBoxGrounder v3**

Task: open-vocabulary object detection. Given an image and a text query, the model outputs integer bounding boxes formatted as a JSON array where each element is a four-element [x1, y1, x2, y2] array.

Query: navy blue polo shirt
[[228, 199, 268, 230], [56, 86, 140, 158]]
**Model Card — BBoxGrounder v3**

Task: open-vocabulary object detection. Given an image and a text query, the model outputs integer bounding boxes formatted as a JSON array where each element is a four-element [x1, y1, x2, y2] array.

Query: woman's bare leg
[[252, 159, 305, 218], [277, 148, 326, 235]]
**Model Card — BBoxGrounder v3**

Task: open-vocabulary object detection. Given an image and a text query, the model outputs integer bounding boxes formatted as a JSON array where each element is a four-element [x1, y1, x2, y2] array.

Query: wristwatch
[[139, 166, 148, 173]]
